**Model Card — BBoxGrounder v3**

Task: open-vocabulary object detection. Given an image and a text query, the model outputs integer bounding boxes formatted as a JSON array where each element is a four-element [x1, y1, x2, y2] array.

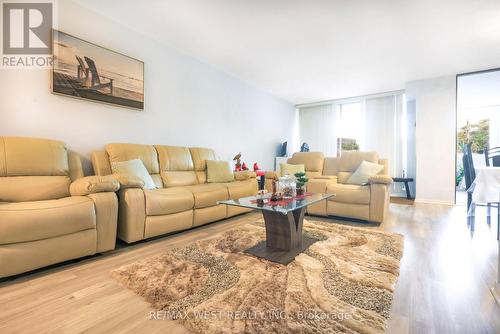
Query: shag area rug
[[112, 219, 404, 333]]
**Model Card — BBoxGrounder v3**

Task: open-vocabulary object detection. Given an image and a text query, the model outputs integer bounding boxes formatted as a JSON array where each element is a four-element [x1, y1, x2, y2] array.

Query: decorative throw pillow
[[111, 159, 157, 189], [207, 160, 234, 183], [280, 163, 305, 177], [347, 160, 384, 185]]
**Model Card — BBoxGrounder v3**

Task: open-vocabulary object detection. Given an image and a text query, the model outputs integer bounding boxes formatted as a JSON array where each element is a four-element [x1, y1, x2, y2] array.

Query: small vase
[[296, 187, 305, 196]]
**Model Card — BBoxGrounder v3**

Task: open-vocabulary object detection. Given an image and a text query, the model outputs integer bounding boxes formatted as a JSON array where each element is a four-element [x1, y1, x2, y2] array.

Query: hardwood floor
[[1, 202, 499, 333]]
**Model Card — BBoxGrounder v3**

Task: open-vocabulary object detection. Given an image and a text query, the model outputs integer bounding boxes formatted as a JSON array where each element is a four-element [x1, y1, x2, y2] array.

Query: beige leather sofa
[[92, 144, 258, 243], [0, 137, 120, 278], [266, 151, 392, 223]]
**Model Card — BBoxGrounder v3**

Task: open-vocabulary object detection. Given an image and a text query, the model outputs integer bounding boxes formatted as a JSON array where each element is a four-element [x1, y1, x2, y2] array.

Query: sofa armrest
[[111, 173, 145, 189], [369, 183, 391, 223], [91, 150, 112, 176], [70, 176, 120, 196], [117, 188, 146, 243], [368, 175, 393, 185], [87, 192, 118, 252], [234, 171, 257, 180]]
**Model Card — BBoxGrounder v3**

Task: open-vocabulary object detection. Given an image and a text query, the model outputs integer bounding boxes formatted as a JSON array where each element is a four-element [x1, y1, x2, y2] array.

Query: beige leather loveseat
[[92, 144, 258, 243], [267, 151, 392, 223], [0, 137, 120, 277]]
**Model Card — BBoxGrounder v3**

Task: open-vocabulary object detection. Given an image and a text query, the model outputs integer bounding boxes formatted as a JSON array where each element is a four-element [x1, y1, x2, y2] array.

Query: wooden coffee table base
[[244, 207, 320, 265]]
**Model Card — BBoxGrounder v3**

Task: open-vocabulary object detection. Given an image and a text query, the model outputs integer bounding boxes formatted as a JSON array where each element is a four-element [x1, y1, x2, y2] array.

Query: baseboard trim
[[414, 198, 454, 206]]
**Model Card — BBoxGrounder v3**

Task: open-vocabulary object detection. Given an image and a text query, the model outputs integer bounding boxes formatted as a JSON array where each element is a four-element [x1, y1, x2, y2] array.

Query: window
[[298, 91, 411, 196], [338, 102, 362, 155]]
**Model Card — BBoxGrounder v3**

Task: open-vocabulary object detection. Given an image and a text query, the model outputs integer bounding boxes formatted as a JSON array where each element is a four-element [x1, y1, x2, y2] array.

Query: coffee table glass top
[[219, 193, 334, 214]]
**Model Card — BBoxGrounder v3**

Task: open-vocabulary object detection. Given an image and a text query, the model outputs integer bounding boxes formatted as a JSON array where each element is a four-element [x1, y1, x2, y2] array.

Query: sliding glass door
[[456, 69, 500, 205]]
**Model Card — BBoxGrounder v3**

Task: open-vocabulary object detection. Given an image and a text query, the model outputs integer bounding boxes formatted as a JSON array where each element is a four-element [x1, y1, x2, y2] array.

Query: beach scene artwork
[[52, 30, 144, 110]]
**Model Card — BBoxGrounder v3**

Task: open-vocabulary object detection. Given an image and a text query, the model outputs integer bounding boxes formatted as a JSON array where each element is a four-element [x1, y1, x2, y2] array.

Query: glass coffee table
[[219, 192, 334, 265]]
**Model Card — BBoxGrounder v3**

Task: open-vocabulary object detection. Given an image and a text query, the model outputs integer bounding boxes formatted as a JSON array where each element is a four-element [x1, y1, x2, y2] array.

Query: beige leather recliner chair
[[0, 137, 120, 278], [91, 143, 258, 243], [266, 151, 392, 223]]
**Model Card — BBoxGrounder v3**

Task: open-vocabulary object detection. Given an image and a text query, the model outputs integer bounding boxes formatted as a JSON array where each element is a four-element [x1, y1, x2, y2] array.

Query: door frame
[[455, 67, 500, 204]]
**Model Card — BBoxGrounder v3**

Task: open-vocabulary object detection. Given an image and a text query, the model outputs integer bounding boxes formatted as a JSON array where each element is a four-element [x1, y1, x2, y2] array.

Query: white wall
[[406, 75, 457, 205], [0, 0, 295, 174]]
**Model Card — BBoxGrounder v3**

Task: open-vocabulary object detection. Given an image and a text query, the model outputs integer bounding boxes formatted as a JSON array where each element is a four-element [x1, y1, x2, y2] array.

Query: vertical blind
[[364, 94, 405, 179], [299, 104, 339, 157], [298, 92, 407, 195]]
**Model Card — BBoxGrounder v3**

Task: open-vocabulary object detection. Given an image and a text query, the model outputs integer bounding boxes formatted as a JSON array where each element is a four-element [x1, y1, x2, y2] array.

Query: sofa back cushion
[[0, 137, 69, 176], [105, 143, 162, 188], [0, 137, 72, 202], [111, 159, 157, 189], [287, 152, 324, 179], [106, 143, 159, 174], [155, 145, 198, 187], [346, 160, 384, 185], [322, 157, 339, 176], [280, 163, 305, 177], [337, 172, 353, 184], [206, 160, 234, 183], [91, 150, 113, 176], [287, 152, 324, 173], [323, 153, 389, 181], [338, 151, 379, 172], [190, 147, 217, 183]]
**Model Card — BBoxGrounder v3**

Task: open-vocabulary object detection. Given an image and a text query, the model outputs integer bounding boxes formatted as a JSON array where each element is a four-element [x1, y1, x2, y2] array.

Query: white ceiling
[[75, 0, 500, 104]]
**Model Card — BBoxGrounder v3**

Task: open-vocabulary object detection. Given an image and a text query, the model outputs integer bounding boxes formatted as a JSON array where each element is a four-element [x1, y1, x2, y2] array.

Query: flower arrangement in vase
[[294, 172, 309, 196]]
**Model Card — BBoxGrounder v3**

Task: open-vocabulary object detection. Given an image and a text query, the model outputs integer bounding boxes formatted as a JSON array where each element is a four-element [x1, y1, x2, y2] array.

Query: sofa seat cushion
[[0, 196, 95, 244], [224, 180, 258, 199], [326, 184, 370, 205], [144, 187, 194, 216], [184, 183, 229, 209]]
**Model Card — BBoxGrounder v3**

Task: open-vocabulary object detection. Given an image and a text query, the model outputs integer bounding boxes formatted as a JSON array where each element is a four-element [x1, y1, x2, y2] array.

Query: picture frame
[[51, 30, 144, 110]]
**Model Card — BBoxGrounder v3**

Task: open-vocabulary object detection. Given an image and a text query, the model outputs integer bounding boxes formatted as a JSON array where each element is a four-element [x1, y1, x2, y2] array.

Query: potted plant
[[294, 172, 308, 196]]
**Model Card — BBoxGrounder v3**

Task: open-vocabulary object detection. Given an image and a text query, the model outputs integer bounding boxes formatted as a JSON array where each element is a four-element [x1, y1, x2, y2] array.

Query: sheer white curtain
[[299, 104, 339, 157], [298, 92, 408, 196], [363, 94, 406, 194]]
